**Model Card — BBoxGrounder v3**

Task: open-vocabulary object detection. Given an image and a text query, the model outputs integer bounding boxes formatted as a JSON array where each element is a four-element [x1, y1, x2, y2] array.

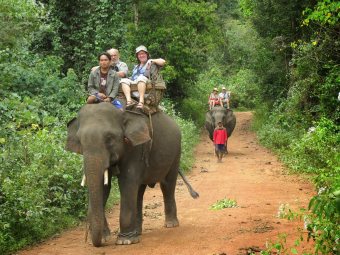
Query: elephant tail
[[178, 170, 199, 199]]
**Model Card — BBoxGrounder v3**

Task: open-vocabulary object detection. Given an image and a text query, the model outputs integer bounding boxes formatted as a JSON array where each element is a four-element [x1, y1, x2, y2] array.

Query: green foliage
[[0, 127, 85, 254], [250, 1, 340, 253], [253, 103, 300, 150], [281, 118, 340, 254], [128, 0, 220, 99], [210, 198, 238, 210], [0, 13, 87, 251], [34, 0, 132, 76], [179, 97, 207, 126], [283, 118, 339, 175], [239, 0, 253, 17], [254, 109, 340, 254], [0, 0, 42, 49], [307, 189, 340, 254], [303, 0, 340, 26], [240, 0, 311, 39], [258, 233, 308, 255], [227, 68, 260, 109], [0, 61, 86, 253], [160, 99, 200, 172]]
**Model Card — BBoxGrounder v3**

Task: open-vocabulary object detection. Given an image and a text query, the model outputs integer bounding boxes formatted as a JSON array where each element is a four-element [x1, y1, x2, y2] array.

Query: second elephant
[[205, 106, 236, 151]]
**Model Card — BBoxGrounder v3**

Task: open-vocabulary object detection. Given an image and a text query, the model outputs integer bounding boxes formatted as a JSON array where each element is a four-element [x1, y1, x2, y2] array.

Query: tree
[[0, 0, 41, 49], [125, 0, 220, 99]]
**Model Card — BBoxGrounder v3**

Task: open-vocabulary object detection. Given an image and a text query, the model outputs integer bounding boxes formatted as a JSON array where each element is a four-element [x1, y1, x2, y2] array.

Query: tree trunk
[[133, 0, 139, 30]]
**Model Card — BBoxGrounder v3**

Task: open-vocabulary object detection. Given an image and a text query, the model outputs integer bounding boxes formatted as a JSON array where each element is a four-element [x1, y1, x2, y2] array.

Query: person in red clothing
[[208, 88, 222, 110], [213, 121, 228, 162]]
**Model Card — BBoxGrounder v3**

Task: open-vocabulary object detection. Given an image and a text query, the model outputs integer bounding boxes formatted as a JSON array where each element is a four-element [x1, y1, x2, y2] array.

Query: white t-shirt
[[219, 91, 230, 101]]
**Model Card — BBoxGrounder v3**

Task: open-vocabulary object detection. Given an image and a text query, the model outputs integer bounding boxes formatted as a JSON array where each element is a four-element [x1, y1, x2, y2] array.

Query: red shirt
[[213, 128, 228, 144], [209, 93, 220, 103]]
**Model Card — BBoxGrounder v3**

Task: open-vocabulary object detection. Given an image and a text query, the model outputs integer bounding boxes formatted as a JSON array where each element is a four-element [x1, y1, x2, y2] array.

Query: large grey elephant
[[205, 106, 236, 151], [66, 103, 198, 247]]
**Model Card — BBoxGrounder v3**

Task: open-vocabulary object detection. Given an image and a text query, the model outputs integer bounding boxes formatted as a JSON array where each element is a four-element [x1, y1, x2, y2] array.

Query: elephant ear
[[124, 111, 151, 146], [205, 111, 214, 141], [65, 118, 82, 154], [225, 110, 237, 138]]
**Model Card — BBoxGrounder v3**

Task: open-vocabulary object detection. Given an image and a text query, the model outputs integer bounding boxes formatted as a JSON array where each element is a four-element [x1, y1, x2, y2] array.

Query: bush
[[0, 52, 86, 254], [283, 118, 339, 177], [254, 111, 340, 254], [161, 99, 200, 172], [0, 128, 85, 255]]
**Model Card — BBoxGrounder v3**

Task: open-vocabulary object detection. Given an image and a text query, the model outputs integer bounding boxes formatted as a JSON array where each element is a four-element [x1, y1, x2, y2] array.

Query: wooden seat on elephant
[[118, 64, 166, 115]]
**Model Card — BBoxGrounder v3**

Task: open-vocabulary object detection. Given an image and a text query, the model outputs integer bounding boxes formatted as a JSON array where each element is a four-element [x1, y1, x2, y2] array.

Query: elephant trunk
[[84, 153, 107, 247]]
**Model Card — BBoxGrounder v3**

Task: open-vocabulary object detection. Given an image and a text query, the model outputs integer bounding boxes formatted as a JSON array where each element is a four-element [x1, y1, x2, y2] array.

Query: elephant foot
[[136, 226, 142, 236], [164, 219, 179, 228], [102, 228, 111, 242], [116, 235, 140, 245]]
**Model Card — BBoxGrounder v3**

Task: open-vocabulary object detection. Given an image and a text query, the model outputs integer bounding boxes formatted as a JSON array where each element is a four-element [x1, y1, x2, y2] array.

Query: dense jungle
[[0, 0, 339, 254]]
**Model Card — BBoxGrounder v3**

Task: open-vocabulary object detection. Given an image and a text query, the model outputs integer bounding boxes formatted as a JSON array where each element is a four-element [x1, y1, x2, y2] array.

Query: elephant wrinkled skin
[[205, 106, 236, 151], [66, 103, 197, 247]]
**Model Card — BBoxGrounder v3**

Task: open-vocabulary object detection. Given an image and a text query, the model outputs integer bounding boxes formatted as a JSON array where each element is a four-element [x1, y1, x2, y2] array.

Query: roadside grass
[[252, 110, 340, 255]]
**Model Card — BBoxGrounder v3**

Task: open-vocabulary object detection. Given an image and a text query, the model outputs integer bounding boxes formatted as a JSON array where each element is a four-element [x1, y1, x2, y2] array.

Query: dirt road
[[18, 112, 314, 255]]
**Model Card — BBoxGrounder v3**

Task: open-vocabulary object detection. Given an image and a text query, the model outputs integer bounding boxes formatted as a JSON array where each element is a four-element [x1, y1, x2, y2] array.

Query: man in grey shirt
[[219, 86, 231, 109], [92, 48, 128, 78], [107, 48, 128, 78]]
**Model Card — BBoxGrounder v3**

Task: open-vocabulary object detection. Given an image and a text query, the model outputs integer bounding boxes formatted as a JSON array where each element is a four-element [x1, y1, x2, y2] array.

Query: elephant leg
[[116, 178, 140, 245], [160, 168, 179, 228], [136, 184, 147, 235]]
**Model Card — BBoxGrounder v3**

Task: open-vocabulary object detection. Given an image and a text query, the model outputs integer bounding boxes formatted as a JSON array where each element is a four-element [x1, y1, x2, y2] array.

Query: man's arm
[[149, 58, 166, 67], [107, 74, 120, 100], [117, 62, 128, 78], [87, 71, 98, 95]]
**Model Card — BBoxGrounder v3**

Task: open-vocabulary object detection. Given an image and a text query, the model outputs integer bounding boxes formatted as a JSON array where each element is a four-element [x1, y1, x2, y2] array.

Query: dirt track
[[18, 112, 314, 255]]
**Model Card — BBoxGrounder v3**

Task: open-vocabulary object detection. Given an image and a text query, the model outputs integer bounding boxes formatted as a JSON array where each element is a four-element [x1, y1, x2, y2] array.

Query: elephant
[[66, 102, 198, 247], [205, 106, 236, 154]]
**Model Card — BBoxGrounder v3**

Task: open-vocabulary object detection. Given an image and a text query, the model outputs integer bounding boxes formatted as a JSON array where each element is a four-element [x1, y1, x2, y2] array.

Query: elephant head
[[65, 103, 151, 247], [205, 106, 236, 141]]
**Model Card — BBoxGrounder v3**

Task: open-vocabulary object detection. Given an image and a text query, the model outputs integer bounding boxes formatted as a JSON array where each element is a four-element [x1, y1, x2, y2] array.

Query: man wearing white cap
[[219, 86, 230, 109], [120, 45, 165, 109]]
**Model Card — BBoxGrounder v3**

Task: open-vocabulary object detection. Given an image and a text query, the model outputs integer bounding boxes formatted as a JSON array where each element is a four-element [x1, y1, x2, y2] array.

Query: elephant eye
[[105, 133, 122, 147]]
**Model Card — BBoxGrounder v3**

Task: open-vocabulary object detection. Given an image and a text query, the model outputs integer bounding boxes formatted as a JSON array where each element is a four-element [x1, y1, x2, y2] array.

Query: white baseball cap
[[135, 45, 148, 54]]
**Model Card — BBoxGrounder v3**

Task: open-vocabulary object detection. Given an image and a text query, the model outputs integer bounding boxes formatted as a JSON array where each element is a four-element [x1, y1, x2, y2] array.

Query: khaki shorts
[[120, 76, 149, 86], [120, 76, 150, 98]]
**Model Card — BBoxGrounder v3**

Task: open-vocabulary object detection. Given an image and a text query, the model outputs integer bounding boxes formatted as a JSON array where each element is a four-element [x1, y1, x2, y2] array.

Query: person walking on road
[[213, 121, 228, 163]]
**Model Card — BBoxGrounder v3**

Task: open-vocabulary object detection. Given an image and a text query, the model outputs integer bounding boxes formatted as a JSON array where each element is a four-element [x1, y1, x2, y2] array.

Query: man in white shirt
[[219, 86, 231, 109], [107, 48, 128, 78]]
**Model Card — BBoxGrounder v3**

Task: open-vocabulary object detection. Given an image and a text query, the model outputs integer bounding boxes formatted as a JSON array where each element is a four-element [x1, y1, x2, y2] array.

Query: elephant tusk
[[104, 169, 108, 185], [81, 174, 86, 187]]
